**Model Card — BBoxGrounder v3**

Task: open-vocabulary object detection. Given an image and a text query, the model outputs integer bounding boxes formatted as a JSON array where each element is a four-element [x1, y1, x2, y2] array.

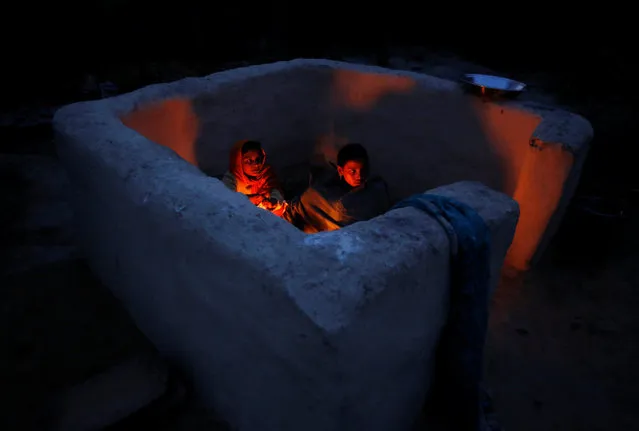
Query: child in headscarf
[[222, 140, 287, 216]]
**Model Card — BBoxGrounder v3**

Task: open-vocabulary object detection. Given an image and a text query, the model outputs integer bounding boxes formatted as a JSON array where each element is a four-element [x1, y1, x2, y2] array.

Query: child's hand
[[260, 199, 276, 210], [272, 200, 288, 217], [249, 195, 265, 206]]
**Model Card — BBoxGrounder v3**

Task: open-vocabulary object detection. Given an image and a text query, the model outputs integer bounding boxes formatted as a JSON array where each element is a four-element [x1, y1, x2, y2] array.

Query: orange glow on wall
[[121, 98, 200, 165], [331, 69, 415, 110], [471, 102, 574, 270], [472, 102, 541, 195], [506, 143, 573, 270]]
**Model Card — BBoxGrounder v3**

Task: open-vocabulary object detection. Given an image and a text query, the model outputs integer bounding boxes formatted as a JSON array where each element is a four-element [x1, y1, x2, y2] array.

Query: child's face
[[338, 159, 366, 187], [242, 150, 264, 176]]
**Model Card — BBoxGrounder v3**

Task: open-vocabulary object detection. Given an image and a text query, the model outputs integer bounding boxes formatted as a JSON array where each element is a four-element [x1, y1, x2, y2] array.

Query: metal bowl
[[459, 73, 527, 99]]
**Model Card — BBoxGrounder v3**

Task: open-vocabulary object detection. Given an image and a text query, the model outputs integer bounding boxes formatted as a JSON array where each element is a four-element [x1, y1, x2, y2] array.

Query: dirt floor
[[1, 51, 637, 430], [487, 255, 639, 431]]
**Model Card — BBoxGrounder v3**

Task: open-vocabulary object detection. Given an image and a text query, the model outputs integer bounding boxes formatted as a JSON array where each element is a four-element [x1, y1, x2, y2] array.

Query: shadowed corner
[[0, 163, 30, 275]]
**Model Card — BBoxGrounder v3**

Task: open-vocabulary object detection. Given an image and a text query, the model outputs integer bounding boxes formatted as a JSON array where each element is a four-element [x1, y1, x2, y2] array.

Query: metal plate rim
[[460, 73, 527, 93]]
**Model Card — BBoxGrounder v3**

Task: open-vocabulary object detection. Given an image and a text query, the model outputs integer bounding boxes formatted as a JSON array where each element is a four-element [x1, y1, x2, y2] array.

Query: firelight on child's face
[[242, 150, 264, 176], [338, 160, 366, 187]]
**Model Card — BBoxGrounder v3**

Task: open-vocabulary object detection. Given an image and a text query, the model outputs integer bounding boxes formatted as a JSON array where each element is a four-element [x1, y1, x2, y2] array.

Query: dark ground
[[1, 28, 638, 430]]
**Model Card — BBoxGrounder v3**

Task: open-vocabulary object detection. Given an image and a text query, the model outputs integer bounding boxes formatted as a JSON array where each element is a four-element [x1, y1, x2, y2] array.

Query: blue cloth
[[392, 193, 491, 431]]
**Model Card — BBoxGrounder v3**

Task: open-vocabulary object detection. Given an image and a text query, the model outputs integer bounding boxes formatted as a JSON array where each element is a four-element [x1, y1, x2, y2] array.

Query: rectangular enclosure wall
[[53, 59, 523, 430], [122, 60, 593, 270]]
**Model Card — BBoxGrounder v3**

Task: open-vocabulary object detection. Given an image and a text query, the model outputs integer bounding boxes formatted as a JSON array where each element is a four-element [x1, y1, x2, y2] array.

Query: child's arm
[[270, 188, 284, 202], [282, 197, 302, 225]]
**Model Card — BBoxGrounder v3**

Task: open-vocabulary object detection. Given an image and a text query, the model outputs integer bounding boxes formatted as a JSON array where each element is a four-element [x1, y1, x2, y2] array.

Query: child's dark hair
[[337, 143, 369, 167], [241, 140, 262, 154]]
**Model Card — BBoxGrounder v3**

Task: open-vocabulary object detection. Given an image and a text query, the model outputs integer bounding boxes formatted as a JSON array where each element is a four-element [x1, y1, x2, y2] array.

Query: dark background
[[2, 8, 637, 264], [4, 8, 637, 219], [4, 7, 636, 177], [1, 7, 638, 430]]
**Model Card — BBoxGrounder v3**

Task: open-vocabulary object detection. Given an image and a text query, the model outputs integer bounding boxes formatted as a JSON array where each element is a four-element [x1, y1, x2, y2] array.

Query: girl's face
[[242, 149, 264, 176]]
